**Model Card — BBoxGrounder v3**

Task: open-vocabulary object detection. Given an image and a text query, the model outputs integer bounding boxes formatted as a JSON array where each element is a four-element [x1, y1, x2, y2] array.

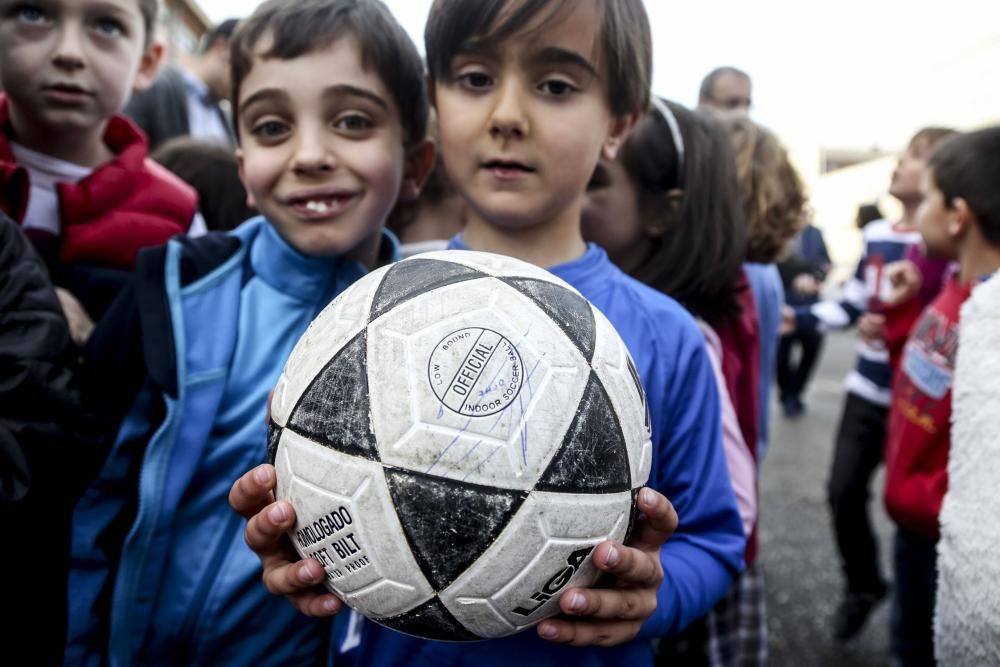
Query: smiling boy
[[65, 1, 433, 665], [231, 1, 745, 665], [0, 0, 198, 325]]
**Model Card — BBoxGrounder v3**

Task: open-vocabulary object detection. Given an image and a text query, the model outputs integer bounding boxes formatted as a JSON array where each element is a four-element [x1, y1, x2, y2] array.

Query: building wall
[[160, 0, 212, 59], [788, 33, 1000, 285]]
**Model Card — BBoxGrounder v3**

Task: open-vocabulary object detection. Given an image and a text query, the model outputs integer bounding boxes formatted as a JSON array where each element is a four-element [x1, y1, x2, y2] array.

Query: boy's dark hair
[[909, 126, 957, 152], [856, 202, 883, 229], [229, 0, 428, 146], [929, 126, 1000, 247], [137, 0, 158, 47], [199, 18, 240, 53], [617, 99, 745, 322], [424, 0, 651, 116], [151, 137, 256, 232]]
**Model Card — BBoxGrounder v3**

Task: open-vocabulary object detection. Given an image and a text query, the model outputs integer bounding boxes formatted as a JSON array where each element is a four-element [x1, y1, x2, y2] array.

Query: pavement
[[760, 331, 894, 666]]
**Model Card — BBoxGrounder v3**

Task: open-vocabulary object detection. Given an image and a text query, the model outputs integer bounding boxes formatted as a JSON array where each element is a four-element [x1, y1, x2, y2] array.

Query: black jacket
[[0, 213, 95, 664]]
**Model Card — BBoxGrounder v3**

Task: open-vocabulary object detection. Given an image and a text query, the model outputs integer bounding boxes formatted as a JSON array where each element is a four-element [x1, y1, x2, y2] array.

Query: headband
[[650, 97, 685, 186]]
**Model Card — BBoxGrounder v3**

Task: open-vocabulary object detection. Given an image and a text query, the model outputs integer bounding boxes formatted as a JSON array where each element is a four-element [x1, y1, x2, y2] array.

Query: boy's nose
[[489, 80, 529, 140], [291, 137, 336, 175], [52, 26, 86, 72]]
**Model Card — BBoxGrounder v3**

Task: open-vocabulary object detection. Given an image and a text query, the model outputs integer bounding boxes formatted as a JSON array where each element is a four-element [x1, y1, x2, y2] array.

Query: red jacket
[[0, 93, 197, 271], [884, 277, 972, 539]]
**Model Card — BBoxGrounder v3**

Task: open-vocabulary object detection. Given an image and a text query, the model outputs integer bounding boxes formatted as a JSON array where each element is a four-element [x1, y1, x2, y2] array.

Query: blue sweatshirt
[[338, 242, 746, 666]]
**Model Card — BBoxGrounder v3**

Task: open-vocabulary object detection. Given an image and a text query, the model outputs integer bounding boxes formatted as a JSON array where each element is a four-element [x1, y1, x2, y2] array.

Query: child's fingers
[[557, 583, 656, 620], [244, 500, 296, 553], [263, 555, 324, 596], [287, 589, 344, 618], [590, 542, 663, 586], [229, 465, 277, 519], [625, 488, 678, 552], [536, 617, 640, 647]]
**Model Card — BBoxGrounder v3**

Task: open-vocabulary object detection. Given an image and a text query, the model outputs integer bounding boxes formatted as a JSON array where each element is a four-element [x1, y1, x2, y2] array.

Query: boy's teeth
[[305, 200, 331, 213]]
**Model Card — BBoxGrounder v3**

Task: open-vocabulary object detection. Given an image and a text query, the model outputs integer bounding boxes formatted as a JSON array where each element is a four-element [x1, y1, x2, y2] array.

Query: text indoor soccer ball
[[268, 250, 652, 641]]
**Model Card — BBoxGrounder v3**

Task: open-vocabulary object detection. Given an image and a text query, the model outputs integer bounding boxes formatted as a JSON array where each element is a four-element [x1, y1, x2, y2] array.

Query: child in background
[[880, 127, 1000, 665], [583, 97, 765, 665], [777, 220, 831, 418], [386, 111, 467, 257], [230, 1, 745, 665], [719, 114, 808, 666], [723, 115, 806, 465], [65, 1, 434, 664], [151, 137, 257, 232], [933, 133, 1000, 667], [787, 127, 955, 641], [0, 0, 199, 328]]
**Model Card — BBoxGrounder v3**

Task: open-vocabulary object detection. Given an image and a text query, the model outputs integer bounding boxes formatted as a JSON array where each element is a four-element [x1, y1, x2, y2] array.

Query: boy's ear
[[133, 40, 166, 92], [235, 148, 257, 208], [601, 111, 642, 161], [398, 139, 436, 203], [950, 197, 973, 238]]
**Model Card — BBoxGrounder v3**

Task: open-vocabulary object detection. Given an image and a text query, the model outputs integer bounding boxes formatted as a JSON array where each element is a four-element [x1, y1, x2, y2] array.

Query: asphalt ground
[[760, 331, 894, 666]]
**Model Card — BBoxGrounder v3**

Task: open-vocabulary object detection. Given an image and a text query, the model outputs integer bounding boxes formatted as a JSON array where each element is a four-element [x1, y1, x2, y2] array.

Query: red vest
[[0, 93, 197, 270]]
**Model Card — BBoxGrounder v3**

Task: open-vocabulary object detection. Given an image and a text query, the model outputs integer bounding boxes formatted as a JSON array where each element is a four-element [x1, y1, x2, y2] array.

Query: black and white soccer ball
[[268, 250, 652, 641]]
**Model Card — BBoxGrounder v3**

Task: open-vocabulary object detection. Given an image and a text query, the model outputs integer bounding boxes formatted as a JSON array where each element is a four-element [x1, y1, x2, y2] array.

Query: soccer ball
[[268, 250, 652, 641]]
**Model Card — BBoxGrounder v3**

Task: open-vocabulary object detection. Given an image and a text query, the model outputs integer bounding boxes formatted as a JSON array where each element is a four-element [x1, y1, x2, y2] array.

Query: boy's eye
[[334, 114, 373, 133], [13, 4, 48, 25], [251, 120, 289, 140], [539, 79, 577, 97], [458, 71, 494, 90], [93, 17, 125, 38]]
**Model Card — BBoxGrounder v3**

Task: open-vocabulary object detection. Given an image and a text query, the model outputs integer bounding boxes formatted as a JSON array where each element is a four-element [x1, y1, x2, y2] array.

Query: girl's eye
[[14, 4, 48, 25], [540, 80, 576, 97], [335, 114, 373, 132], [459, 72, 494, 90], [93, 18, 124, 37], [252, 120, 289, 139]]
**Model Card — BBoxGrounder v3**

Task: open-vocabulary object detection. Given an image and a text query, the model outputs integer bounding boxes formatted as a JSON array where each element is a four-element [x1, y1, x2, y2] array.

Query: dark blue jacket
[[66, 217, 395, 666]]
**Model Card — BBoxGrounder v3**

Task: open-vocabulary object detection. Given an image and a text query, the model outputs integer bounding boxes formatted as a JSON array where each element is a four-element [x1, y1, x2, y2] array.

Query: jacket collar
[[244, 217, 399, 302], [0, 92, 150, 226]]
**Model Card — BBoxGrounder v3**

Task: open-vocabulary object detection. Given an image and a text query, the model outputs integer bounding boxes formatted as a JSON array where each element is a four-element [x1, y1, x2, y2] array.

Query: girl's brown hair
[[722, 115, 807, 264]]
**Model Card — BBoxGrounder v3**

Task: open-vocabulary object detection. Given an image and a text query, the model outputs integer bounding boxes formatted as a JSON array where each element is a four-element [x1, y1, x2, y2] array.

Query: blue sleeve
[[638, 327, 746, 638]]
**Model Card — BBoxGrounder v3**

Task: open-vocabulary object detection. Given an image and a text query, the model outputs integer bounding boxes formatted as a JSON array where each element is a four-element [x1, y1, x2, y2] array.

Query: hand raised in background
[[883, 260, 922, 307]]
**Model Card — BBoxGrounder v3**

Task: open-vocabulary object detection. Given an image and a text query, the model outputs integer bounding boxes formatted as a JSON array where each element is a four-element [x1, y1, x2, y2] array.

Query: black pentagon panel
[[500, 278, 596, 362], [624, 487, 642, 544], [266, 421, 282, 465], [385, 468, 527, 591], [369, 258, 489, 322], [286, 332, 379, 461], [535, 372, 630, 493], [626, 354, 652, 436], [375, 596, 481, 642]]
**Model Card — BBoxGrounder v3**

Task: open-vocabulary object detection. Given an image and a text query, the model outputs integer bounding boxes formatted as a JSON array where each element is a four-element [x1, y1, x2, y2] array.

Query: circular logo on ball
[[428, 328, 524, 417]]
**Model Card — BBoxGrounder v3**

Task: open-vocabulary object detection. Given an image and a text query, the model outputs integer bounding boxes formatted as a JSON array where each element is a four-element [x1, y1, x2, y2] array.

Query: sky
[[204, 0, 1000, 151]]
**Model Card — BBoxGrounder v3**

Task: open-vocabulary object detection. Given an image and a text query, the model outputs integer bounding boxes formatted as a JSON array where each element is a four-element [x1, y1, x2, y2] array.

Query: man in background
[[125, 18, 239, 149], [699, 66, 753, 115]]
